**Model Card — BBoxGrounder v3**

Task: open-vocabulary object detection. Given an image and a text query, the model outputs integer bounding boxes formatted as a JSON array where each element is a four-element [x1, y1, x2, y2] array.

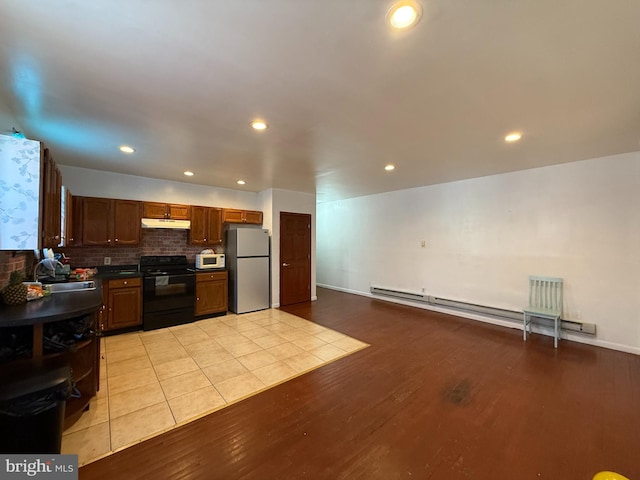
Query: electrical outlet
[[104, 257, 111, 265], [420, 240, 426, 248]]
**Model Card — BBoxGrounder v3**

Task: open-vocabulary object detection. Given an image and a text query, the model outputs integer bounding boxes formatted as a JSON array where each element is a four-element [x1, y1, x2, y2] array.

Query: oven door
[[143, 273, 195, 330]]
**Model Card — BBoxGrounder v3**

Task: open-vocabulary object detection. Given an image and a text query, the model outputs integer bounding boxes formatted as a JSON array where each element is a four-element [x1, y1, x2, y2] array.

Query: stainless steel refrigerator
[[227, 227, 271, 313]]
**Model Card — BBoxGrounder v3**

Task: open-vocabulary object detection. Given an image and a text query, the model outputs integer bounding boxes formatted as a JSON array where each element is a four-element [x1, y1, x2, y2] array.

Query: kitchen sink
[[43, 281, 97, 293]]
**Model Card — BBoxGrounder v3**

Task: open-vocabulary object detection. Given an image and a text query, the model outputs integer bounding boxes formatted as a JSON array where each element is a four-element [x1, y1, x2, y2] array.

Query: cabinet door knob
[[282, 263, 290, 267], [115, 238, 119, 242], [123, 281, 128, 285]]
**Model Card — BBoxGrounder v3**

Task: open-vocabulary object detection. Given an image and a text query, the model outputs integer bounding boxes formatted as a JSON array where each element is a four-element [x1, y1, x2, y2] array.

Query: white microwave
[[195, 253, 225, 270]]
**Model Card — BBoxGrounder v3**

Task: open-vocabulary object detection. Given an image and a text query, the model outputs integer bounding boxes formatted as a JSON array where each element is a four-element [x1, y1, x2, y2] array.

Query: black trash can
[[0, 365, 71, 454]]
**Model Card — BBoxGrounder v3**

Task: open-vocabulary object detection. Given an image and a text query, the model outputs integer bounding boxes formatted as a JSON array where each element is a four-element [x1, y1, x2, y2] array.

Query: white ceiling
[[1, 0, 639, 202]]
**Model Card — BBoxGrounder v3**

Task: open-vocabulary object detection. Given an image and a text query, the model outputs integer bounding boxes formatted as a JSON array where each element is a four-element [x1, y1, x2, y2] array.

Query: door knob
[[282, 263, 290, 267]]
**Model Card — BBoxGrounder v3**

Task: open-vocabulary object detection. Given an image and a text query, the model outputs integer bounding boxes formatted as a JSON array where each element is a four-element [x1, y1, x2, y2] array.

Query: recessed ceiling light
[[504, 132, 523, 143], [251, 121, 268, 131], [184, 171, 194, 176], [237, 180, 246, 185], [119, 145, 135, 153], [387, 1, 422, 30], [385, 164, 396, 171]]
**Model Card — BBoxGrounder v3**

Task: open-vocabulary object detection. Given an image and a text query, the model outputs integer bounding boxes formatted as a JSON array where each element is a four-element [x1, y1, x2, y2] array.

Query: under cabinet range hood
[[141, 218, 191, 229]]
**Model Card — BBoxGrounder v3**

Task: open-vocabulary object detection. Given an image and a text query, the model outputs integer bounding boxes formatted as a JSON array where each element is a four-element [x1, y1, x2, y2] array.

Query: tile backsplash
[[63, 229, 223, 268]]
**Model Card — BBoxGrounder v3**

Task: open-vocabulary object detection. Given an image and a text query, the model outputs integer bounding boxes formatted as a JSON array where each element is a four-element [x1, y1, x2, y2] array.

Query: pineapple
[[2, 270, 28, 305]]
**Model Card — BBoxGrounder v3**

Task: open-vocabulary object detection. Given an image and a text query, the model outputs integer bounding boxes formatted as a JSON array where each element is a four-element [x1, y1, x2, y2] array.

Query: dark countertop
[[98, 271, 143, 280], [0, 280, 103, 327]]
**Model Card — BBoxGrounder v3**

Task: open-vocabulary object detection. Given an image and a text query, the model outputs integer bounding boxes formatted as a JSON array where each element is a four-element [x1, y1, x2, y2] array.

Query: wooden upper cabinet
[[169, 204, 190, 220], [142, 202, 166, 219], [143, 202, 190, 220], [222, 209, 263, 225], [189, 206, 207, 245], [112, 200, 141, 245], [81, 197, 141, 246], [67, 195, 83, 246], [41, 148, 62, 248], [207, 208, 223, 244], [82, 197, 111, 246], [189, 206, 222, 245]]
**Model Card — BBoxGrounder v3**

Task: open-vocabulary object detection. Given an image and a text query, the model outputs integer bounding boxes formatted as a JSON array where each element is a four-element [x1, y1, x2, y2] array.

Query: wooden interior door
[[280, 212, 311, 306]]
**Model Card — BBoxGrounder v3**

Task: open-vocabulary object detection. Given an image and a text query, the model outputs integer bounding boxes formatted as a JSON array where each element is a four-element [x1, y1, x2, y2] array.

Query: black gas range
[[140, 255, 196, 331]]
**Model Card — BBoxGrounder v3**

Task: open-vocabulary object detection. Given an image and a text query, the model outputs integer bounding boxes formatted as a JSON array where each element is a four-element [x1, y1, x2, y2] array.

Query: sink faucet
[[34, 258, 64, 281]]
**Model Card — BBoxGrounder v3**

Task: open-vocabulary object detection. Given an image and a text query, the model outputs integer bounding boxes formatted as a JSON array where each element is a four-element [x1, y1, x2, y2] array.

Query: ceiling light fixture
[[385, 164, 396, 171], [184, 171, 194, 177], [387, 1, 422, 30], [504, 132, 523, 143], [237, 180, 246, 185], [119, 145, 135, 153], [251, 121, 268, 131]]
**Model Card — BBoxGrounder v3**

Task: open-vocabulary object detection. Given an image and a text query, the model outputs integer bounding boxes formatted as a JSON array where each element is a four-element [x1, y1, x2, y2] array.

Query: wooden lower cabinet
[[102, 277, 142, 331], [195, 271, 228, 316]]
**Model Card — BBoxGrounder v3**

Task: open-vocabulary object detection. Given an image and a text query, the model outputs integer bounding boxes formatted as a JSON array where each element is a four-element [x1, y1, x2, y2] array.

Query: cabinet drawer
[[196, 271, 227, 282], [108, 277, 141, 289]]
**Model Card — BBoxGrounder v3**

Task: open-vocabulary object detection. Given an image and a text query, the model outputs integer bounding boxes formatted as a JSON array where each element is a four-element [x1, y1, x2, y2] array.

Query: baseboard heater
[[369, 285, 595, 335]]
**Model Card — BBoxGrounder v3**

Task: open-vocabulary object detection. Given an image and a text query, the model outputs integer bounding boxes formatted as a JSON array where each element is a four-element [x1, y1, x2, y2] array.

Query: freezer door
[[236, 228, 270, 257], [234, 257, 270, 313]]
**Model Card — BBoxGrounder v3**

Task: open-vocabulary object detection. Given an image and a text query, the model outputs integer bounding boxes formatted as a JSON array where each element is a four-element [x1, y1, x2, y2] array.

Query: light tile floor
[[61, 309, 369, 466]]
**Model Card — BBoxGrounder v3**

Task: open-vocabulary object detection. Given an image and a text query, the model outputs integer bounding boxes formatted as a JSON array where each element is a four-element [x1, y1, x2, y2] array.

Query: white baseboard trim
[[316, 284, 640, 356]]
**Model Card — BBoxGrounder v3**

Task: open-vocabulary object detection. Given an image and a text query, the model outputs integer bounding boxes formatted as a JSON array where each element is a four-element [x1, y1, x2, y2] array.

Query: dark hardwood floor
[[80, 288, 640, 479]]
